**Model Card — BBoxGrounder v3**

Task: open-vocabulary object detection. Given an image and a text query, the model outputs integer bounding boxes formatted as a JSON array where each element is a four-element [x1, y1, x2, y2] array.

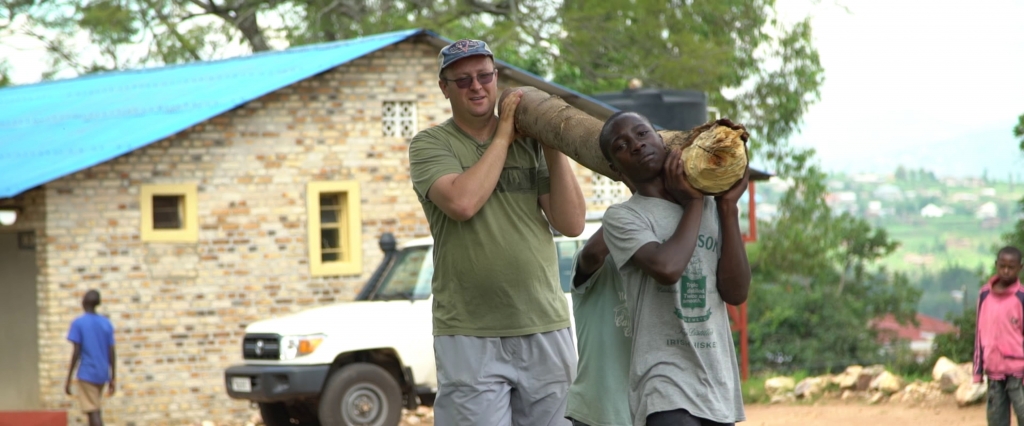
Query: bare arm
[[539, 146, 586, 237], [574, 227, 608, 287], [630, 200, 704, 285], [108, 345, 117, 396], [628, 150, 705, 285], [65, 343, 81, 395], [427, 91, 522, 221], [714, 168, 751, 305]]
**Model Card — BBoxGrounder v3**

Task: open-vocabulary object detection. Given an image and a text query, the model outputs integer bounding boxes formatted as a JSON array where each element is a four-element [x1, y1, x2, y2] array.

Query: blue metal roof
[[0, 28, 623, 198], [0, 29, 423, 198]]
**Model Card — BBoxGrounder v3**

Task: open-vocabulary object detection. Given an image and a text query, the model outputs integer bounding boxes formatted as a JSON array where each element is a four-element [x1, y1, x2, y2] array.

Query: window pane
[[556, 241, 580, 293], [321, 229, 339, 249], [153, 196, 182, 229], [375, 247, 432, 300], [320, 194, 338, 206], [321, 208, 338, 223], [317, 191, 349, 264]]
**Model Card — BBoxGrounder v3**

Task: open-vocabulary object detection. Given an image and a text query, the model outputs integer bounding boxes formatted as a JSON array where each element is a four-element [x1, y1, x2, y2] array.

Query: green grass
[[872, 215, 1011, 276]]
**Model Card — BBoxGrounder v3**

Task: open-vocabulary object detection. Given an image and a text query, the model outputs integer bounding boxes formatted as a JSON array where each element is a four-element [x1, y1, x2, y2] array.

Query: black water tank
[[593, 88, 708, 131]]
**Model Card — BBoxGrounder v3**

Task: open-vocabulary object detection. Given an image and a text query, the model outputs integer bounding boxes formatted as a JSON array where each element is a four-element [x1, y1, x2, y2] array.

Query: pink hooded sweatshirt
[[974, 277, 1024, 383]]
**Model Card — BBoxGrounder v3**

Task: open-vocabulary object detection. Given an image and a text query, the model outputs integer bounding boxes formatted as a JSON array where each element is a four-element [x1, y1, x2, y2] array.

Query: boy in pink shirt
[[974, 246, 1024, 426]]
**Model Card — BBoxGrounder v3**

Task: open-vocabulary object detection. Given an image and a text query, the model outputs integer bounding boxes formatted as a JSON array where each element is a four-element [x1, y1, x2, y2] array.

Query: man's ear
[[438, 80, 448, 99]]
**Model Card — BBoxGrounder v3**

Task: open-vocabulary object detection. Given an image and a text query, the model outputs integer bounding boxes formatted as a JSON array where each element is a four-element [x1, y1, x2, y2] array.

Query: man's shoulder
[[411, 119, 459, 143]]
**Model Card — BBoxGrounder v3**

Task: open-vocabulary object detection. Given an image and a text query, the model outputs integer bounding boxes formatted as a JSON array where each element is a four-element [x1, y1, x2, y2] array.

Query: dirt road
[[401, 400, 1003, 426], [744, 400, 992, 426]]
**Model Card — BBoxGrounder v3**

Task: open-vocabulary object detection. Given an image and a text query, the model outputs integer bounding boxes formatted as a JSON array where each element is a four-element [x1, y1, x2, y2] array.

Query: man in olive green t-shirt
[[408, 39, 586, 426]]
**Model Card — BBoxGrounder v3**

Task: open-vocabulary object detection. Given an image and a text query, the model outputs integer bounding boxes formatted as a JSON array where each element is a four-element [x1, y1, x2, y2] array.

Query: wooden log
[[501, 86, 747, 193]]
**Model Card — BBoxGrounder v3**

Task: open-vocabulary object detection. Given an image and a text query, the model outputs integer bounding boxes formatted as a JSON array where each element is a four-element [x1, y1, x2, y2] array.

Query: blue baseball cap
[[437, 39, 494, 77]]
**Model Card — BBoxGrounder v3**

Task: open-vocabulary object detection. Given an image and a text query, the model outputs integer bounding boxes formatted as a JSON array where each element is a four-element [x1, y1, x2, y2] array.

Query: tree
[[6, 0, 558, 78], [1004, 113, 1024, 250], [1015, 113, 1024, 151], [744, 146, 919, 372], [931, 306, 977, 364]]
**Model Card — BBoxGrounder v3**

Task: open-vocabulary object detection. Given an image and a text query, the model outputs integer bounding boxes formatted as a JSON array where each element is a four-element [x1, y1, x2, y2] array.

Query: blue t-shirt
[[67, 313, 115, 384]]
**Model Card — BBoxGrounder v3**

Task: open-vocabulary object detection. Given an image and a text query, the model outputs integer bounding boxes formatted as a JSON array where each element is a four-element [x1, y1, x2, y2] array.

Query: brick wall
[[26, 39, 623, 426]]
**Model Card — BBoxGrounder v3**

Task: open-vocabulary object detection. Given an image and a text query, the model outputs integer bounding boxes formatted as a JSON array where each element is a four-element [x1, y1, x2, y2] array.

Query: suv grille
[[242, 334, 281, 360]]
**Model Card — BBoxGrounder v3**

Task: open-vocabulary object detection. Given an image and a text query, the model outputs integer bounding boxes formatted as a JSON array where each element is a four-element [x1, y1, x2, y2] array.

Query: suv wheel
[[318, 363, 402, 426]]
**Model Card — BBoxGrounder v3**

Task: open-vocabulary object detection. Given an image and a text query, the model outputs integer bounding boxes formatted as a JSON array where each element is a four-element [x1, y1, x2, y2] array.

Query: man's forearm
[[542, 146, 585, 236], [632, 199, 704, 285], [716, 204, 751, 305], [433, 139, 511, 220]]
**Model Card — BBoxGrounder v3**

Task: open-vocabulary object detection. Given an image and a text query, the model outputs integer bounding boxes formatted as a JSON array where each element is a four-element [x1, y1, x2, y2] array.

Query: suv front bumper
[[224, 364, 330, 403]]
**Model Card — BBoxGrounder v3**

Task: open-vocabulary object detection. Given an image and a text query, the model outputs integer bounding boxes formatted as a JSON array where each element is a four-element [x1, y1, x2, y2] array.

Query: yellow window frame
[[307, 181, 362, 276], [140, 184, 199, 243]]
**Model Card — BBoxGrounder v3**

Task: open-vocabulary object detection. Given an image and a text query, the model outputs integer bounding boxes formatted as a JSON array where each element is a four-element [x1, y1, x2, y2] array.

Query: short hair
[[998, 246, 1023, 264], [598, 111, 655, 163], [83, 289, 101, 307]]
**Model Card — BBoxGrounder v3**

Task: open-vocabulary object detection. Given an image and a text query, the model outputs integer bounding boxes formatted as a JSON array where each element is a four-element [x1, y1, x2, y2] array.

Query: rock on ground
[[955, 381, 987, 406], [765, 376, 796, 396]]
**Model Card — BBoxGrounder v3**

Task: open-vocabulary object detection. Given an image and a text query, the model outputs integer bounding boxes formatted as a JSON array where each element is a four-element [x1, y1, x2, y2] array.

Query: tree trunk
[[503, 86, 723, 181]]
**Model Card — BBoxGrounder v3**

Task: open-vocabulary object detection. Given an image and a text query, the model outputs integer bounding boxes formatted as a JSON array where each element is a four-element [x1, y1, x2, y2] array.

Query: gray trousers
[[433, 328, 577, 426], [988, 376, 1024, 426]]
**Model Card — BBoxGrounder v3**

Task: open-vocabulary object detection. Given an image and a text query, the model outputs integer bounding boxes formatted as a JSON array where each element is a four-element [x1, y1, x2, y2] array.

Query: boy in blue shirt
[[65, 290, 116, 426]]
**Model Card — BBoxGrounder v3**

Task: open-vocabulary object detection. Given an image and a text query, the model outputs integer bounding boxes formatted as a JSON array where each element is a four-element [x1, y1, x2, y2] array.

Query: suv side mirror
[[356, 233, 400, 301], [379, 232, 396, 253]]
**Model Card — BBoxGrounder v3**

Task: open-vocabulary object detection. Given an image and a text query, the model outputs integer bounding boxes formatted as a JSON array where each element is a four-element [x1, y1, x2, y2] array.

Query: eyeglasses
[[442, 70, 497, 89]]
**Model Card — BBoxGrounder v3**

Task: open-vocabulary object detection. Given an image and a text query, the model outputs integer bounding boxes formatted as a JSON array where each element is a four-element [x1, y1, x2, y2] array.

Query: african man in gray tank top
[[598, 111, 751, 426], [408, 39, 586, 426]]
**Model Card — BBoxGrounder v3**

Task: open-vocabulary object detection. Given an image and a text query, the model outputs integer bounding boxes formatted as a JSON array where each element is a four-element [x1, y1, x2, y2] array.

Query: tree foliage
[[746, 152, 920, 372], [931, 306, 977, 364], [1005, 114, 1024, 251]]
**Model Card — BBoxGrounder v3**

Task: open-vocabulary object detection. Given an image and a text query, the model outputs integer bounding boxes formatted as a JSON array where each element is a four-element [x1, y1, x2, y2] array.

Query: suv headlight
[[280, 334, 326, 360]]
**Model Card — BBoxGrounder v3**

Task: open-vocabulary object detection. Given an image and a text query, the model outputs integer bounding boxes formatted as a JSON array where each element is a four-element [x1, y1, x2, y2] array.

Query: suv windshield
[[374, 245, 433, 300], [372, 238, 587, 300]]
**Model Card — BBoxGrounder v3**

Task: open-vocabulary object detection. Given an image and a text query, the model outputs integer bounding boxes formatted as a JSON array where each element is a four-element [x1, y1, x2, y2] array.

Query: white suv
[[224, 221, 600, 426]]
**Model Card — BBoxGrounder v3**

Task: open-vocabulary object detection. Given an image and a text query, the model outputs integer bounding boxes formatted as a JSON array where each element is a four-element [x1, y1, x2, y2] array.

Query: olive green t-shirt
[[409, 118, 570, 337]]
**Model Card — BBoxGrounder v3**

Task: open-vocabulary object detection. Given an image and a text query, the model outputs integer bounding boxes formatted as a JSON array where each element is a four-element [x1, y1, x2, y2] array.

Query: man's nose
[[629, 140, 645, 153]]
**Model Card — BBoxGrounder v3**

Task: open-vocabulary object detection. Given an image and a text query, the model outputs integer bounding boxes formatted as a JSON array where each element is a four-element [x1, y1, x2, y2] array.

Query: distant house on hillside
[[921, 203, 944, 218], [853, 173, 883, 183], [872, 184, 903, 201], [976, 202, 998, 220], [866, 200, 883, 218], [981, 187, 997, 197], [952, 192, 980, 203], [872, 313, 956, 363]]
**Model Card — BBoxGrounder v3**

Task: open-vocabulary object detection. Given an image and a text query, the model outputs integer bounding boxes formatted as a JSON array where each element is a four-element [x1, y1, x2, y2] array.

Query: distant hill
[[792, 125, 1024, 179]]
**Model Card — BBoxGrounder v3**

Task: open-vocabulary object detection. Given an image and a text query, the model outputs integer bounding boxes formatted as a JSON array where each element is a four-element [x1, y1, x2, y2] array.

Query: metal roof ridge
[[0, 28, 425, 93]]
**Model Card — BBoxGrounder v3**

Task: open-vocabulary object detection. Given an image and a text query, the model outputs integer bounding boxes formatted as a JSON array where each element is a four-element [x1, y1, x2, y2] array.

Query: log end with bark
[[500, 86, 749, 194]]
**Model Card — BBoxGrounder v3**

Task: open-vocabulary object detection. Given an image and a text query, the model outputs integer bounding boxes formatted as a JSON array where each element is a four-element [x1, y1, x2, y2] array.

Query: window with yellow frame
[[307, 181, 362, 276], [140, 184, 199, 242]]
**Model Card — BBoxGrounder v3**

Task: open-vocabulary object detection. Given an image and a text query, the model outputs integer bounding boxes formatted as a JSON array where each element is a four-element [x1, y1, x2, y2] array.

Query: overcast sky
[[3, 0, 1023, 179], [775, 0, 1024, 178]]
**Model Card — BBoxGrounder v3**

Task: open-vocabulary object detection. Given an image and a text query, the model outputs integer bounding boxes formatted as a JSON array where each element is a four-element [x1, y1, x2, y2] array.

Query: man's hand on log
[[664, 150, 704, 206], [495, 89, 522, 147], [715, 167, 750, 206]]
